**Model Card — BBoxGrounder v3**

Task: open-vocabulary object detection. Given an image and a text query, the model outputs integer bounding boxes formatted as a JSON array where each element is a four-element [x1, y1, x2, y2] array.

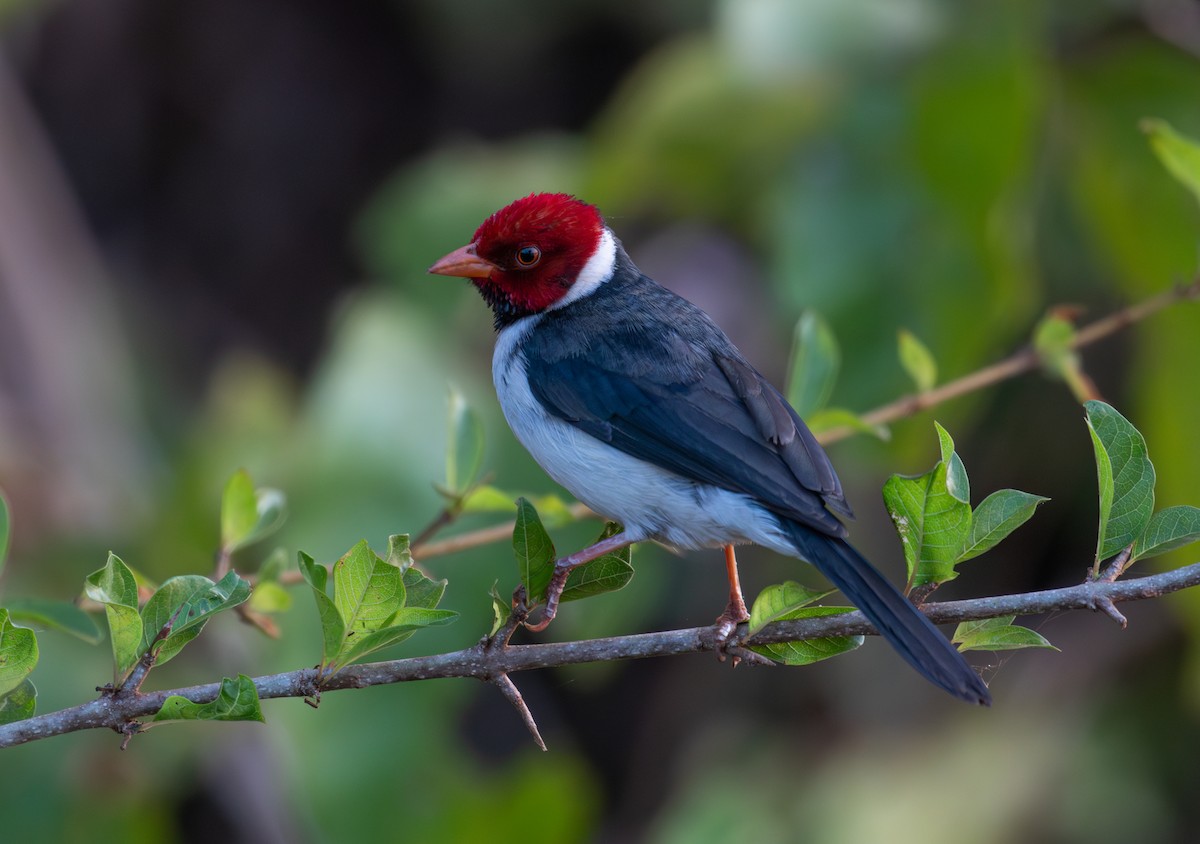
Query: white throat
[[548, 227, 616, 310]]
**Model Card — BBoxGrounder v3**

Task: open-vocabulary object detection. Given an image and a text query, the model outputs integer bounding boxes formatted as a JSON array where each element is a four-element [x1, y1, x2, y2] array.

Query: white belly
[[493, 316, 795, 554]]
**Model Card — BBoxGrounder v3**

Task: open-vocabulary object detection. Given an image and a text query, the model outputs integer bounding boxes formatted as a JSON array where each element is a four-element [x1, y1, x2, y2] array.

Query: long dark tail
[[784, 522, 991, 705]]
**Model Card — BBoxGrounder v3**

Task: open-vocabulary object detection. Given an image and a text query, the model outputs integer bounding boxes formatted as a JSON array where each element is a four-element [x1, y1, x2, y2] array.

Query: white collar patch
[[548, 227, 617, 310]]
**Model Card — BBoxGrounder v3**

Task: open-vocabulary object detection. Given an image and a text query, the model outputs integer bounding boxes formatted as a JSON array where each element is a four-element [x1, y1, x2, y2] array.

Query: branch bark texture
[[4, 560, 1198, 749]]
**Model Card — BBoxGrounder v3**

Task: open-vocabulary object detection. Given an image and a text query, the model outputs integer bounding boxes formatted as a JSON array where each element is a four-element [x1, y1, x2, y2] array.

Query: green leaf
[[805, 408, 890, 441], [248, 582, 292, 614], [332, 540, 404, 638], [898, 329, 937, 393], [958, 490, 1049, 562], [0, 608, 38, 697], [5, 598, 103, 643], [1143, 118, 1200, 208], [386, 534, 413, 571], [221, 470, 287, 552], [402, 566, 448, 611], [1032, 314, 1094, 402], [463, 487, 579, 527], [785, 311, 840, 416], [139, 571, 252, 666], [1085, 401, 1156, 562], [883, 438, 972, 587], [0, 491, 9, 578], [935, 422, 970, 505], [513, 498, 556, 604], [257, 547, 289, 582], [0, 678, 36, 724], [298, 552, 343, 667], [1033, 314, 1078, 377], [953, 616, 1057, 652], [154, 674, 265, 723], [561, 525, 634, 603], [460, 485, 518, 513], [1131, 506, 1200, 562], [248, 548, 293, 614], [747, 607, 863, 665], [446, 386, 485, 495], [560, 556, 634, 602], [489, 581, 508, 638], [221, 470, 258, 550], [746, 581, 834, 638], [84, 553, 143, 677], [333, 607, 458, 667]]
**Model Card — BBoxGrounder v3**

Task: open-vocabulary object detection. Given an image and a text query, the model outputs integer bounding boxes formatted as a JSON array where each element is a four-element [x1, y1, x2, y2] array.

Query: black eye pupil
[[517, 246, 540, 266]]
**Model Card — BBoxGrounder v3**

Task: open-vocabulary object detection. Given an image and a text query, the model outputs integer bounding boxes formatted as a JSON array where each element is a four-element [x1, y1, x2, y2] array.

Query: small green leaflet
[[84, 553, 143, 678], [220, 470, 287, 553], [1131, 506, 1200, 563], [154, 675, 265, 723], [463, 486, 577, 527], [746, 581, 833, 638], [4, 598, 103, 644], [248, 548, 292, 614], [1085, 401, 1155, 563], [883, 432, 971, 586], [561, 523, 634, 603], [786, 310, 840, 416], [445, 387, 485, 496], [298, 552, 344, 668], [333, 541, 405, 639], [1143, 118, 1200, 208], [0, 678, 36, 725], [139, 571, 252, 666], [953, 616, 1056, 652], [745, 582, 861, 665], [805, 408, 890, 441], [898, 329, 937, 393], [958, 490, 1048, 562], [489, 581, 509, 638], [748, 607, 863, 666], [0, 608, 38, 698], [513, 498, 556, 604], [386, 534, 413, 570]]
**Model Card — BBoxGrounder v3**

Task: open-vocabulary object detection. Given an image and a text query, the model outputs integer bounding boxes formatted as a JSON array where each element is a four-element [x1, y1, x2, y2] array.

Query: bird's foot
[[523, 566, 570, 633], [712, 599, 751, 666]]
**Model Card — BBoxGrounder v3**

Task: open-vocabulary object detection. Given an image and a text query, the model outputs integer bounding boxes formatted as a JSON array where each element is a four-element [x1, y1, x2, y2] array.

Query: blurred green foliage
[[3, 0, 1200, 842]]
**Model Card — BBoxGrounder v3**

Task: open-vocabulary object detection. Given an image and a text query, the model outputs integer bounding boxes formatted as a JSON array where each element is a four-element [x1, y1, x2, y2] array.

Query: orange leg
[[721, 544, 750, 624], [711, 544, 751, 656]]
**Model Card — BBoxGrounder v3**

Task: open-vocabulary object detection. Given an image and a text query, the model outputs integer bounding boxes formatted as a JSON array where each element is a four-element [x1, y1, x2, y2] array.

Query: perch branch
[[5, 559, 1199, 749]]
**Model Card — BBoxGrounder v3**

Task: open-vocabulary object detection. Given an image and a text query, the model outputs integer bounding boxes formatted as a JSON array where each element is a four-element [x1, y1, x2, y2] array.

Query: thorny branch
[[4, 559, 1200, 749]]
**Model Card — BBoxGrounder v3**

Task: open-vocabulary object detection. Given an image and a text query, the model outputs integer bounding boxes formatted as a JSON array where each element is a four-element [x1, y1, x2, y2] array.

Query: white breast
[[492, 316, 795, 555]]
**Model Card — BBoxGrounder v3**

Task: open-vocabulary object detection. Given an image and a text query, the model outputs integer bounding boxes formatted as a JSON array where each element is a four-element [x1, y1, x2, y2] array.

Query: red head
[[428, 193, 612, 326]]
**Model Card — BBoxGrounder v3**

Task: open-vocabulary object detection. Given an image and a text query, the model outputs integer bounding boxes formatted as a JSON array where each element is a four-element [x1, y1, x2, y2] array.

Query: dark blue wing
[[522, 277, 852, 538]]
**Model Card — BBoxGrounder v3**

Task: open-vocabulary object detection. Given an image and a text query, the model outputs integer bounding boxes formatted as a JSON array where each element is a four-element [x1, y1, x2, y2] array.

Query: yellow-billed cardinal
[[429, 193, 989, 705]]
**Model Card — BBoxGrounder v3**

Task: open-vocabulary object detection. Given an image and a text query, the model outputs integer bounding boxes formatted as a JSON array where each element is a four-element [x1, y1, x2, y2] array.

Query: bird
[[428, 192, 990, 705]]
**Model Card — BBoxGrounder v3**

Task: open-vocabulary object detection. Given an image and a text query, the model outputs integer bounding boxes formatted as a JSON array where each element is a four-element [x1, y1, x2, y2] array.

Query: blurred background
[[2, 0, 1200, 841]]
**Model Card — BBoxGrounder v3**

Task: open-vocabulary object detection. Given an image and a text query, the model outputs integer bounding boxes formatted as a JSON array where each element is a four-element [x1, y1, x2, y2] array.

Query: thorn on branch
[[722, 644, 776, 668], [116, 720, 142, 750], [1091, 594, 1128, 628], [492, 673, 546, 752]]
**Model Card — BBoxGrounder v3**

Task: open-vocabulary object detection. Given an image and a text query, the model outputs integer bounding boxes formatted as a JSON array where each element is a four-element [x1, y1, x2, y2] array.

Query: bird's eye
[[515, 245, 541, 267]]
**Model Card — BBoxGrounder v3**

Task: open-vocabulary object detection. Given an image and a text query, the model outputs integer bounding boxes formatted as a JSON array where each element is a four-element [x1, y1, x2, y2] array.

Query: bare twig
[[818, 277, 1200, 445], [5, 560, 1200, 749]]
